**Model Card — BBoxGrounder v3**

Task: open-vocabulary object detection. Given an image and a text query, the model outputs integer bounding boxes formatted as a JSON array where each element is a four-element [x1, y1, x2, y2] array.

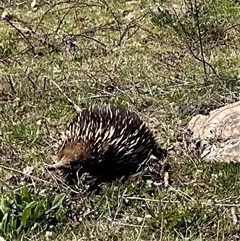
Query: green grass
[[1, 0, 240, 240]]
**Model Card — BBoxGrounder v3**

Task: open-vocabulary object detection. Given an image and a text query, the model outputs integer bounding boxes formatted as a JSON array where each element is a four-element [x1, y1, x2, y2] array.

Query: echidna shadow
[[47, 104, 167, 186]]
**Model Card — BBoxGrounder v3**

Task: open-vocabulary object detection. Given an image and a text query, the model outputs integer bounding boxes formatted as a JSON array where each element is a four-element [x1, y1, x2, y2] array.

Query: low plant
[[0, 187, 66, 240]]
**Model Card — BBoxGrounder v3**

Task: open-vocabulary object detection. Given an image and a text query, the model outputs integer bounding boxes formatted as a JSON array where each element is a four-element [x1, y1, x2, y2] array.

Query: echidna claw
[[46, 162, 66, 170]]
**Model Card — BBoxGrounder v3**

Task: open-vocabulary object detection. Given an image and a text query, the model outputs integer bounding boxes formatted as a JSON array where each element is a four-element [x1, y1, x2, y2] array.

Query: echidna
[[48, 104, 165, 183]]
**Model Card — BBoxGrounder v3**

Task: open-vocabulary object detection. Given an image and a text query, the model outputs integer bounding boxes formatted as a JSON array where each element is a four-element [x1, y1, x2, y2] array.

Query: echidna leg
[[141, 153, 170, 187]]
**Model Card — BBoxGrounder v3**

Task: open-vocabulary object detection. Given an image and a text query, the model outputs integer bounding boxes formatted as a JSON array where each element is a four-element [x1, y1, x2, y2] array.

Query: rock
[[188, 101, 240, 162]]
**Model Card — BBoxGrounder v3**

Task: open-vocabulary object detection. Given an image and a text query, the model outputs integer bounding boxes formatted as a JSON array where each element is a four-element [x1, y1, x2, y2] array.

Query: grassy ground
[[1, 0, 240, 240]]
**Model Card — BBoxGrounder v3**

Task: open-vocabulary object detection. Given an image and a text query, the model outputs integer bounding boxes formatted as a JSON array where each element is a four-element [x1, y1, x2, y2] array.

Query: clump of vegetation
[[0, 187, 66, 240]]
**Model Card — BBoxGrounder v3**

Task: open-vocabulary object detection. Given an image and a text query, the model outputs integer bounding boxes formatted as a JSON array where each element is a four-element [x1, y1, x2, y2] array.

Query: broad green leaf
[[21, 201, 37, 227], [33, 200, 44, 219], [55, 207, 65, 219], [49, 194, 65, 211], [10, 216, 17, 231], [21, 187, 32, 203], [21, 208, 31, 227], [0, 198, 10, 214], [0, 213, 9, 233]]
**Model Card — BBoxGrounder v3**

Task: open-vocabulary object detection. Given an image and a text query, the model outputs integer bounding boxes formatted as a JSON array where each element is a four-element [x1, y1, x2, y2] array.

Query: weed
[[0, 187, 66, 240]]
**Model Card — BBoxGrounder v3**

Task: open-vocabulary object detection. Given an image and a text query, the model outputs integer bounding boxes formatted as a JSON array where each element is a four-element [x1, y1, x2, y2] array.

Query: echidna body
[[48, 104, 163, 181]]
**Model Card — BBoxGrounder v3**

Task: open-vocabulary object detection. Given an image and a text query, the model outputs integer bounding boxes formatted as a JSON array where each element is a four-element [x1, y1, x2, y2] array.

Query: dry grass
[[1, 0, 240, 240]]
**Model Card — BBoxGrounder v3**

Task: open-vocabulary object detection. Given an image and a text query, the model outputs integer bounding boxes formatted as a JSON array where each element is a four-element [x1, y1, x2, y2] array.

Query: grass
[[1, 0, 240, 240]]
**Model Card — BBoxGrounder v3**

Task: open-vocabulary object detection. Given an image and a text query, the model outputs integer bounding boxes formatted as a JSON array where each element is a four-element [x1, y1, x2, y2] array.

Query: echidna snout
[[47, 141, 90, 170]]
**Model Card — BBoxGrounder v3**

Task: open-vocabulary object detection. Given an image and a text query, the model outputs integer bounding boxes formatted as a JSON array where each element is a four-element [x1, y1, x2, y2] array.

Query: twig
[[27, 75, 36, 90], [193, 0, 207, 79], [117, 11, 149, 47], [6, 76, 16, 94], [124, 196, 163, 202], [76, 33, 106, 48], [125, 195, 240, 209], [111, 221, 145, 228], [0, 47, 30, 63], [54, 3, 78, 34], [231, 206, 238, 225], [222, 23, 240, 35], [4, 19, 35, 53], [35, 1, 101, 32], [35, 0, 70, 32], [136, 216, 146, 241], [160, 3, 219, 78], [44, 167, 80, 194], [100, 0, 121, 33], [0, 164, 49, 183], [50, 79, 81, 112]]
